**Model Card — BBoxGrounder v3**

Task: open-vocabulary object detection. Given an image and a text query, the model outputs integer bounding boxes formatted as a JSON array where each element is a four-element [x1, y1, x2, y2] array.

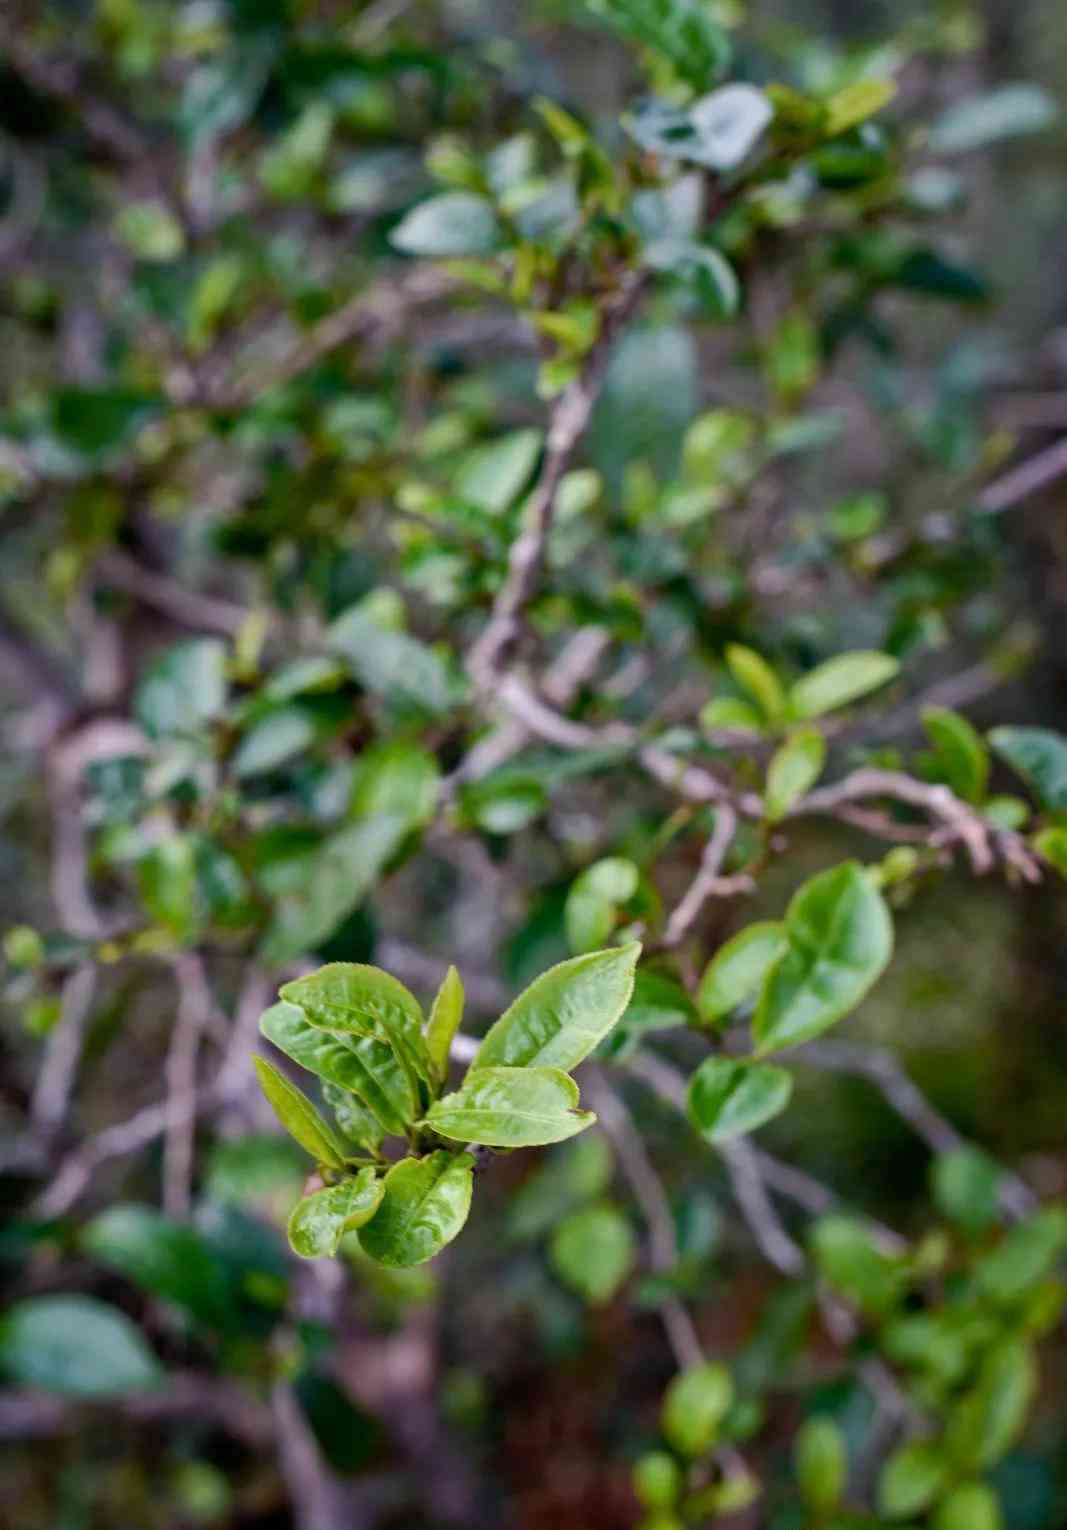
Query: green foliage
[[661, 1363, 734, 1457], [550, 1202, 635, 1304], [0, 1296, 162, 1397], [686, 1057, 793, 1143]]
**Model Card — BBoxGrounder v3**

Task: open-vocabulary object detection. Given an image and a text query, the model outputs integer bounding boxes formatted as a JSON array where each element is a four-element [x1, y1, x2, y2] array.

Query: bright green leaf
[[697, 922, 784, 1027], [358, 1151, 474, 1267], [259, 1001, 416, 1136], [427, 1066, 595, 1147], [878, 1439, 948, 1520], [765, 728, 826, 820], [426, 965, 465, 1079], [661, 1362, 734, 1457], [472, 943, 640, 1072], [253, 1056, 347, 1168], [795, 1416, 846, 1514], [550, 1202, 635, 1305], [790, 651, 899, 718], [288, 1169, 385, 1259], [754, 862, 893, 1053], [686, 1057, 793, 1143], [922, 707, 989, 804], [725, 644, 785, 724]]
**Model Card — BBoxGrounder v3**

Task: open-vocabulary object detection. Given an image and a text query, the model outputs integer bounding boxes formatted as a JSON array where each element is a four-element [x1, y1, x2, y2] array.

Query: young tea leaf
[[764, 728, 826, 821], [425, 964, 465, 1079], [686, 1057, 793, 1143], [696, 922, 784, 1027], [789, 651, 899, 719], [260, 1002, 416, 1137], [426, 1066, 596, 1147], [754, 863, 892, 1053], [288, 1169, 384, 1259], [549, 1203, 635, 1305], [472, 943, 641, 1072], [252, 1057, 347, 1168], [358, 1151, 474, 1268]]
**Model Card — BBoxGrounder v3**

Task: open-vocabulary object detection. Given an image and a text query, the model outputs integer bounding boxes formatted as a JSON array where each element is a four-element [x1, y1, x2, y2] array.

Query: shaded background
[[1, 1, 1067, 1526]]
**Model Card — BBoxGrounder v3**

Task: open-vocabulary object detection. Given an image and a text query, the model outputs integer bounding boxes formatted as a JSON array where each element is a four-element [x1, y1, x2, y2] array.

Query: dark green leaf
[[922, 707, 989, 804], [327, 608, 466, 715], [83, 1205, 233, 1329], [0, 1296, 162, 1397], [989, 727, 1067, 811]]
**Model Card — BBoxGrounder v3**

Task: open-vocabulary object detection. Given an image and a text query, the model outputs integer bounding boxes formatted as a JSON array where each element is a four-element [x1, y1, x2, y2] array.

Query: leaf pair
[[701, 644, 899, 737], [255, 944, 642, 1264]]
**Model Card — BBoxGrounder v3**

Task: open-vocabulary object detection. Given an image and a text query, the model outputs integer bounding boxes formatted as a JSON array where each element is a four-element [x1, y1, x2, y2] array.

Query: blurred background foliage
[[1, 0, 1067, 1526]]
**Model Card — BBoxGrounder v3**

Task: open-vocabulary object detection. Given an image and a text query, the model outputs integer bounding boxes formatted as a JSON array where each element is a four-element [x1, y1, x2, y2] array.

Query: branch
[[978, 435, 1067, 515], [799, 1039, 1036, 1220], [586, 1070, 704, 1371], [95, 551, 250, 637], [30, 964, 95, 1149], [660, 805, 751, 949], [163, 954, 215, 1219], [468, 271, 648, 687]]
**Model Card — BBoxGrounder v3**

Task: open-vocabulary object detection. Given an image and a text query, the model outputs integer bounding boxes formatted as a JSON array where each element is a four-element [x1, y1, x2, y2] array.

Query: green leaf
[[878, 1439, 948, 1520], [0, 1295, 162, 1397], [922, 708, 989, 804], [425, 965, 465, 1079], [82, 1205, 232, 1330], [661, 1363, 734, 1457], [137, 836, 198, 943], [610, 968, 697, 1057], [790, 651, 899, 718], [697, 922, 784, 1027], [288, 1169, 385, 1259], [253, 1056, 347, 1168], [974, 1208, 1067, 1306], [259, 1001, 416, 1136], [626, 86, 772, 171], [989, 727, 1067, 811], [391, 193, 501, 257], [824, 78, 896, 136], [460, 774, 547, 834], [931, 1147, 1002, 1236], [725, 644, 785, 724], [565, 857, 639, 955], [753, 862, 893, 1054], [322, 1082, 385, 1154], [427, 1066, 595, 1147], [643, 241, 740, 318], [454, 428, 543, 514], [929, 84, 1058, 154], [633, 1451, 683, 1510], [587, 0, 731, 92], [232, 706, 317, 777], [812, 1215, 903, 1319], [327, 607, 466, 716], [261, 816, 408, 964], [135, 639, 227, 739], [358, 1151, 474, 1267], [280, 962, 430, 1090], [795, 1416, 846, 1514], [686, 1057, 793, 1143], [350, 741, 440, 831], [472, 943, 641, 1072], [1034, 826, 1067, 879], [932, 1482, 1004, 1530], [115, 200, 185, 261], [765, 728, 826, 820], [946, 1340, 1036, 1470], [700, 697, 764, 735], [549, 1203, 635, 1305]]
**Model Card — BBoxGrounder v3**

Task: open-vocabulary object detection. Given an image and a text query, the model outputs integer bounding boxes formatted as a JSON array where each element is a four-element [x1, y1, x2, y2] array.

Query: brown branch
[[586, 1070, 704, 1371], [468, 271, 649, 687], [163, 954, 215, 1219], [978, 435, 1067, 514], [30, 964, 95, 1149], [660, 805, 751, 949]]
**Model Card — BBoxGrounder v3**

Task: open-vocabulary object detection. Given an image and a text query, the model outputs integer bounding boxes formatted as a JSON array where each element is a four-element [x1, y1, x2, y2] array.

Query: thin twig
[[468, 271, 648, 686], [163, 954, 215, 1219], [978, 435, 1067, 514], [586, 1071, 704, 1370], [30, 964, 95, 1149], [660, 805, 749, 949]]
